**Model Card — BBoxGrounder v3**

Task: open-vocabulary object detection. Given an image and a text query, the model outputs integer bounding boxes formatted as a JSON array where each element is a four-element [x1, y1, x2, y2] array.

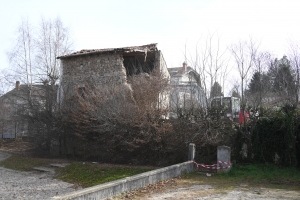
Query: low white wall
[[52, 161, 194, 200]]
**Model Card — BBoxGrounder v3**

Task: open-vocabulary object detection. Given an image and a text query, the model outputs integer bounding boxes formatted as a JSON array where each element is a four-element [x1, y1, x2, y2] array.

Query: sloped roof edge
[[57, 43, 158, 59]]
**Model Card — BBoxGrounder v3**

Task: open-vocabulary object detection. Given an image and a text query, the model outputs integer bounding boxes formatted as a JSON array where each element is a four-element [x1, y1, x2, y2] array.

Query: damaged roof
[[57, 43, 158, 59]]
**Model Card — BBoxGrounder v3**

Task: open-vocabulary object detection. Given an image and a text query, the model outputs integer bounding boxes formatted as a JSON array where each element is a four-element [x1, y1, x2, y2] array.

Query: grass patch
[[183, 164, 300, 189], [0, 154, 50, 171], [57, 163, 155, 188], [225, 164, 300, 185], [0, 153, 155, 188]]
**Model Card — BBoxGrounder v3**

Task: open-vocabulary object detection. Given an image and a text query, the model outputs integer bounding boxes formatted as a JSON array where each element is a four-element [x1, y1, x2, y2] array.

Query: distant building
[[168, 62, 206, 117], [0, 81, 52, 138]]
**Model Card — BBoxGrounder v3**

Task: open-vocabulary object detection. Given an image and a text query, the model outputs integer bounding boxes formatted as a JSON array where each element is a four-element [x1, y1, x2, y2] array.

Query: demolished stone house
[[57, 43, 170, 108], [168, 62, 206, 117], [0, 81, 53, 138]]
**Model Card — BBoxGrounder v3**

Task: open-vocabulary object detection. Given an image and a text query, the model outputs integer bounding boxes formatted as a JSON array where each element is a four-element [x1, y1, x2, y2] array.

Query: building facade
[[168, 63, 206, 118], [0, 82, 50, 138]]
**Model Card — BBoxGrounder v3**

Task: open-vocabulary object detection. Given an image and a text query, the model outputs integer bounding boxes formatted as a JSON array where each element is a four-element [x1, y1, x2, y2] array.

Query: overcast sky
[[1, 0, 300, 92]]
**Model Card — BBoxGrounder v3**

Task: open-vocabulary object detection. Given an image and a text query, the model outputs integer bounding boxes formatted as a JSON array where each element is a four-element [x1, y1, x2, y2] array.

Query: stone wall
[[155, 51, 170, 80], [60, 53, 127, 99], [155, 51, 170, 110], [60, 51, 170, 104]]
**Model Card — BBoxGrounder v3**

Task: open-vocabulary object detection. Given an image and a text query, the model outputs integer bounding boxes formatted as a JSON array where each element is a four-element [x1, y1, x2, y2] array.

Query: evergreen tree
[[249, 72, 261, 93], [270, 56, 296, 97], [210, 82, 223, 98], [232, 90, 240, 98], [248, 71, 270, 94]]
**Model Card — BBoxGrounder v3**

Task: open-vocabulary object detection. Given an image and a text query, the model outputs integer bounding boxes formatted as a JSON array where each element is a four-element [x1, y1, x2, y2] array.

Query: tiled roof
[[57, 43, 158, 59]]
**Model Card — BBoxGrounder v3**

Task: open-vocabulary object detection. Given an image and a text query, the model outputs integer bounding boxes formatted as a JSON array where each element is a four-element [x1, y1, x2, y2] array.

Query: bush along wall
[[252, 109, 300, 167]]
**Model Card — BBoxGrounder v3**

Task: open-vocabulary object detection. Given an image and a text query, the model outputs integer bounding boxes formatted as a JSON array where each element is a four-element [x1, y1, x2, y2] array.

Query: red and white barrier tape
[[217, 160, 231, 165], [192, 160, 231, 170]]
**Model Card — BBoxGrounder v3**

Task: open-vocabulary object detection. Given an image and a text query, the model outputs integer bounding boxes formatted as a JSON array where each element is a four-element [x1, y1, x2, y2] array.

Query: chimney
[[183, 62, 187, 71], [16, 81, 20, 90]]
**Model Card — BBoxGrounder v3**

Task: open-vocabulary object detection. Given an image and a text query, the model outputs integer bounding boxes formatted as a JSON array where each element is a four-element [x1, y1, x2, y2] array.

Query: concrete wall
[[52, 161, 194, 200]]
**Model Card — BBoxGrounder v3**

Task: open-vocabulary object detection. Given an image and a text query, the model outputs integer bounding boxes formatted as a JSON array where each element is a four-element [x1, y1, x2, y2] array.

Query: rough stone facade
[[58, 44, 170, 105], [59, 54, 126, 99]]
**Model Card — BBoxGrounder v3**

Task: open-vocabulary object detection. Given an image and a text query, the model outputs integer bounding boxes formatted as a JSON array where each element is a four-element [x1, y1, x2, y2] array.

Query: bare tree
[[35, 17, 73, 84], [247, 51, 272, 109], [229, 80, 241, 98], [3, 17, 73, 151], [6, 17, 73, 86], [269, 56, 296, 104], [0, 70, 7, 96], [288, 41, 300, 105], [166, 36, 238, 164], [0, 100, 9, 138], [230, 39, 258, 110], [7, 19, 34, 86], [229, 39, 259, 163], [187, 33, 229, 104]]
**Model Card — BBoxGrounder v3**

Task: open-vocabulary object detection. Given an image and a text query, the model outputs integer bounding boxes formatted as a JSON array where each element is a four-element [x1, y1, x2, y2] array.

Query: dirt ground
[[110, 176, 300, 200], [0, 139, 34, 152], [143, 184, 300, 200]]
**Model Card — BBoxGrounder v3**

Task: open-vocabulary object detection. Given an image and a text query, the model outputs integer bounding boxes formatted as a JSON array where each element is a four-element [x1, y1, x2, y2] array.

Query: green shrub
[[251, 107, 299, 167]]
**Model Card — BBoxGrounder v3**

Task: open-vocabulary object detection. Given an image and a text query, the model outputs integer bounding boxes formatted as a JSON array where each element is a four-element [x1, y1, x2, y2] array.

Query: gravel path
[[0, 152, 76, 200]]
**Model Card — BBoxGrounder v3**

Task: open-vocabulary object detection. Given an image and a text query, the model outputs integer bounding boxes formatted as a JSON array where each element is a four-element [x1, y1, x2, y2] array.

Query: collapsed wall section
[[123, 53, 155, 76]]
